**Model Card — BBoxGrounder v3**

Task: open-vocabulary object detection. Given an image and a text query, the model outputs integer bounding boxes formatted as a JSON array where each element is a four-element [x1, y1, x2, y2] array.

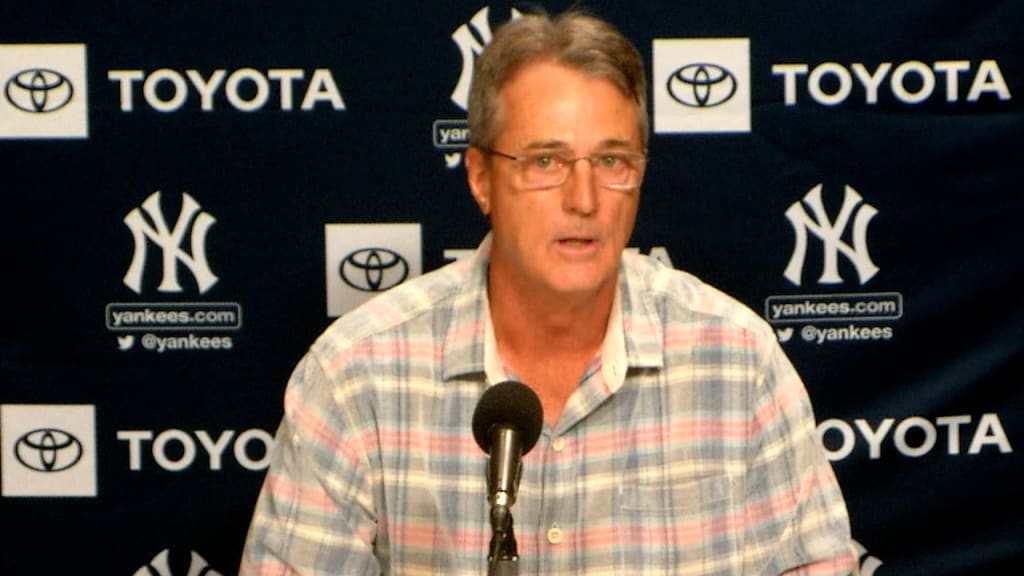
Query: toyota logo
[[339, 248, 410, 292], [4, 68, 75, 113], [667, 63, 737, 108], [14, 428, 84, 472]]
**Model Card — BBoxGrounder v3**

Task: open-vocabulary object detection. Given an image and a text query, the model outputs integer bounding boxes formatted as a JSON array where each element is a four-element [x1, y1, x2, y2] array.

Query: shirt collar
[[440, 235, 492, 381], [442, 235, 664, 383]]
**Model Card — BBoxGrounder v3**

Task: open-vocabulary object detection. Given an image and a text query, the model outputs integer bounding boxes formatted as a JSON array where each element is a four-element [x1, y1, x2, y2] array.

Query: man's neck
[[487, 272, 614, 357], [485, 267, 617, 426]]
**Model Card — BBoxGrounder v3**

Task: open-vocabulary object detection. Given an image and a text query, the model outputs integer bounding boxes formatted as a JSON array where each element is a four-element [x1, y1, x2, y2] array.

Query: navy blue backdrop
[[2, 2, 1021, 574]]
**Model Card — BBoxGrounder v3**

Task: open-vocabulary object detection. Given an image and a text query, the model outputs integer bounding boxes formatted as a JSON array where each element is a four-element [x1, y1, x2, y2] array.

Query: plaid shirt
[[240, 236, 858, 575]]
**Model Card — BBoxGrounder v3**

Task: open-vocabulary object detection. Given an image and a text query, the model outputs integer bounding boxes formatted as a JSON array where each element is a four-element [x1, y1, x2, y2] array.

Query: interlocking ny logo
[[784, 184, 879, 286], [450, 6, 521, 110], [123, 191, 218, 294]]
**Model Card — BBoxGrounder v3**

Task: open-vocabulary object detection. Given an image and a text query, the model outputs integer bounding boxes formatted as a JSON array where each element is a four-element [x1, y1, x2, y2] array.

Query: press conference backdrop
[[2, 1, 1021, 574]]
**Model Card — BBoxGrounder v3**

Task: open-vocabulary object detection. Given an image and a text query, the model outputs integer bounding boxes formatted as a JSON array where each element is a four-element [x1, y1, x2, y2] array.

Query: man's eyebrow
[[594, 138, 636, 150], [521, 140, 571, 151], [519, 138, 638, 152]]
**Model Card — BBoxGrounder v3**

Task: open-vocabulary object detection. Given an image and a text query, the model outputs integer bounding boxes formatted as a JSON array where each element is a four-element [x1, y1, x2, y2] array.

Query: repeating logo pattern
[[2, 7, 1019, 575]]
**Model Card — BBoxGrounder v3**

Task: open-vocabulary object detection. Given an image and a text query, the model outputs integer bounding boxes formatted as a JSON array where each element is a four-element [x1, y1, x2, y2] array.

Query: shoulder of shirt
[[309, 257, 473, 358], [623, 251, 776, 342]]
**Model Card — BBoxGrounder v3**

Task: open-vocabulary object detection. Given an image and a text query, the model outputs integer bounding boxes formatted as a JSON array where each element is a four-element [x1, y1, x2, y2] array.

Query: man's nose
[[562, 157, 598, 216]]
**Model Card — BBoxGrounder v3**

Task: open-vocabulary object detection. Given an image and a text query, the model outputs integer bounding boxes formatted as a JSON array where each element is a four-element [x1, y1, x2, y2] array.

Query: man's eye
[[531, 155, 557, 170], [599, 155, 622, 168]]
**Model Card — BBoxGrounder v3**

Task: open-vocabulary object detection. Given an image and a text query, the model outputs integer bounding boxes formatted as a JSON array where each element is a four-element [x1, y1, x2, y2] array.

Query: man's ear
[[464, 146, 491, 216]]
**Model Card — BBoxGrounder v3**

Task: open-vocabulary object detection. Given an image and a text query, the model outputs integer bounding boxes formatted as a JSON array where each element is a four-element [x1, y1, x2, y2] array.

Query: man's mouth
[[559, 238, 593, 246]]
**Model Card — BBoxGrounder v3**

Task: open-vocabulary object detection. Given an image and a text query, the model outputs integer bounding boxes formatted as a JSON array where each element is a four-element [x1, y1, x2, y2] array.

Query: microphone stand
[[487, 502, 519, 576]]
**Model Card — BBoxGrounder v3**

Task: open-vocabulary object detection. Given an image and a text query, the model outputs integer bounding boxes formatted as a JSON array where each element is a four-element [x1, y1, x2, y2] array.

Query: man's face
[[466, 60, 645, 303]]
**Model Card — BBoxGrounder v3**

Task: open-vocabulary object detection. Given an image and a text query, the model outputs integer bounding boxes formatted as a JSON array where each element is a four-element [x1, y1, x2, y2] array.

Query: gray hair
[[467, 10, 649, 149]]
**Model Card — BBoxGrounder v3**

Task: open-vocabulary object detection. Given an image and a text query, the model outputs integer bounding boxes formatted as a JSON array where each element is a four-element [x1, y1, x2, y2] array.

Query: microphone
[[472, 380, 544, 508], [471, 381, 543, 574]]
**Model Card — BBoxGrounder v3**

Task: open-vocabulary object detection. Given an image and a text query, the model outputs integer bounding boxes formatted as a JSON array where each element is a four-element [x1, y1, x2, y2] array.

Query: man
[[240, 9, 859, 575]]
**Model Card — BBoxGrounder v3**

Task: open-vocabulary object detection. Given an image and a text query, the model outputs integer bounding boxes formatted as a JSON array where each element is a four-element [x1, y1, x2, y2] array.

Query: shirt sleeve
[[741, 337, 860, 576], [239, 351, 382, 576]]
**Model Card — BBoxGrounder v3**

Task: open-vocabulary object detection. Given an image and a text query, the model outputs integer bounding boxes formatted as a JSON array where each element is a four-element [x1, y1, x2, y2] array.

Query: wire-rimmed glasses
[[483, 148, 647, 191]]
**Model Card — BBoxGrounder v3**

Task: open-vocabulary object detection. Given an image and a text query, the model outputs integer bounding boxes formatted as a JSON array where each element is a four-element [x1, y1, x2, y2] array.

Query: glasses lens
[[520, 153, 567, 189], [594, 153, 643, 188], [510, 151, 645, 190], [594, 154, 627, 187]]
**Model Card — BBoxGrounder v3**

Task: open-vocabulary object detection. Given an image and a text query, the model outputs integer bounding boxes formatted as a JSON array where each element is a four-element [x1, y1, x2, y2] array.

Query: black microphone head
[[471, 380, 544, 455]]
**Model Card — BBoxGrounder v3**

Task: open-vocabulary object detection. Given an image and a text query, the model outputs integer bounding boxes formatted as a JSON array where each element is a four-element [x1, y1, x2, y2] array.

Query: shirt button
[[551, 436, 566, 452], [547, 524, 563, 544]]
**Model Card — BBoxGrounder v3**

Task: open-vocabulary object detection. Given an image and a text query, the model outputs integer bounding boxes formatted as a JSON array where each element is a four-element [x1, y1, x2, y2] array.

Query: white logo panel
[[325, 223, 422, 317], [653, 38, 750, 134], [0, 44, 88, 138], [1, 404, 97, 497]]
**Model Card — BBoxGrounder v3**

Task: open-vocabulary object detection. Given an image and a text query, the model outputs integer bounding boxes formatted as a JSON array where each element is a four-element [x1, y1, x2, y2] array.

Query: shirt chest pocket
[[615, 474, 741, 574]]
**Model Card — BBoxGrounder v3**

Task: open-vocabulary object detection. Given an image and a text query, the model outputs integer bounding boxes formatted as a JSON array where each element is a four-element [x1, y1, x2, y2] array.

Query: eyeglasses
[[483, 148, 647, 191]]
